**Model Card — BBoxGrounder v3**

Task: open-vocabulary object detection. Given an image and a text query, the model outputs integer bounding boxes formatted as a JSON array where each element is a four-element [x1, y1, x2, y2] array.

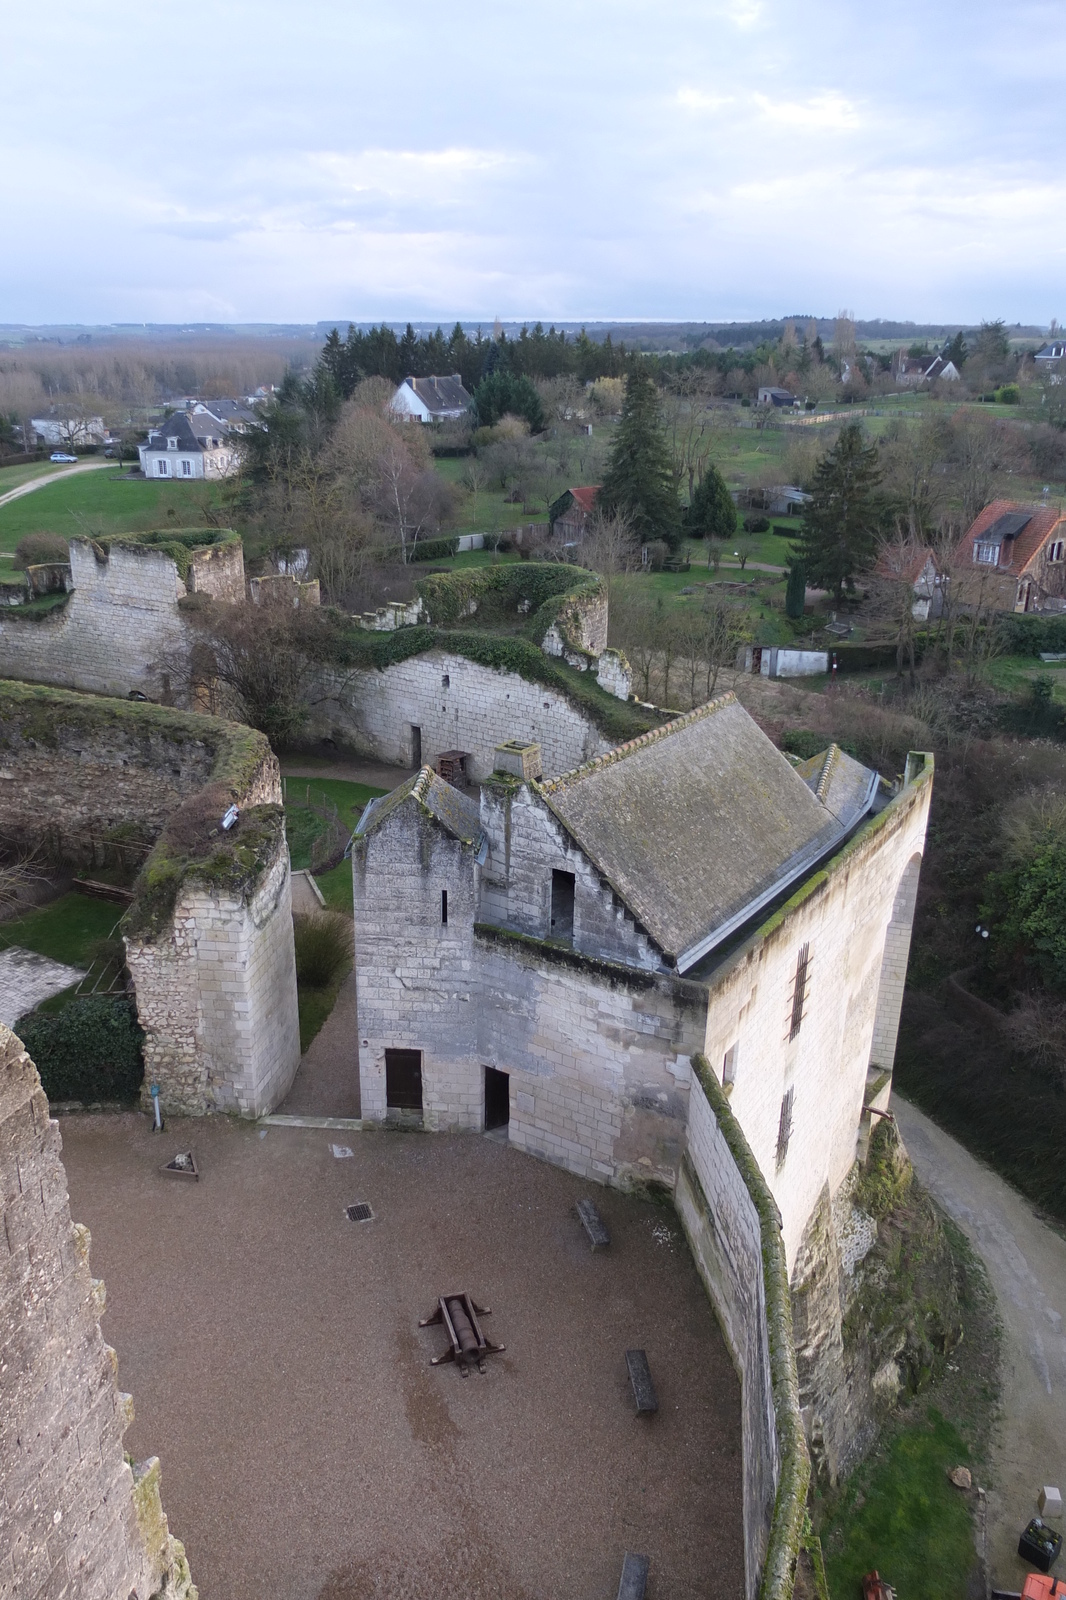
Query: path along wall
[[0, 1025, 195, 1600], [676, 1057, 809, 1600], [0, 534, 244, 701], [0, 683, 300, 1119]]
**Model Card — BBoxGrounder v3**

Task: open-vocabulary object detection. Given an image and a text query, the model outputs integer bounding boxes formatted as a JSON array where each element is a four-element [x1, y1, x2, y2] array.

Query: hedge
[[19, 996, 144, 1103], [996, 613, 1066, 656]]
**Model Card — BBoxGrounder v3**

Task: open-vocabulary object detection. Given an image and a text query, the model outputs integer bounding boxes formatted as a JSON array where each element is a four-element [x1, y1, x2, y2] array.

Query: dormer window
[[1049, 541, 1065, 563], [167, 436, 178, 450], [974, 542, 1000, 565]]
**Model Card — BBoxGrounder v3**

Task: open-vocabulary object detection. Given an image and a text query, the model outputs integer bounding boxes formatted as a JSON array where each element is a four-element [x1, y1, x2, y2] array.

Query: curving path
[[893, 1094, 1066, 1590], [0, 458, 112, 512]]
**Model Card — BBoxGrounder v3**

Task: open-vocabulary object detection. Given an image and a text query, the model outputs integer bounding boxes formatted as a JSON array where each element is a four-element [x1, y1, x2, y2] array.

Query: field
[[0, 472, 230, 555], [0, 461, 85, 494]]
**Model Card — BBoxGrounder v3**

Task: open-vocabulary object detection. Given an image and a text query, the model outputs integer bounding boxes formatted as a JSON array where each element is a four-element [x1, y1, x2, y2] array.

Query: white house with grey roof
[[138, 411, 238, 480], [351, 694, 932, 1273], [389, 374, 472, 423]]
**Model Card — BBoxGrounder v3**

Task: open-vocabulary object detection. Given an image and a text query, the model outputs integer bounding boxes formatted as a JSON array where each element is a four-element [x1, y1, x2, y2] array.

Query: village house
[[1035, 340, 1066, 366], [954, 499, 1066, 614], [138, 410, 238, 479], [891, 350, 961, 386], [875, 544, 945, 620], [548, 484, 600, 545], [389, 373, 473, 423], [31, 413, 109, 447]]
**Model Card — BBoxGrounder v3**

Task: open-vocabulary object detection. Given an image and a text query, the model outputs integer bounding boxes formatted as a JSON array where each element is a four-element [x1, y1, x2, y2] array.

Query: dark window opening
[[550, 869, 575, 939], [484, 1066, 510, 1130], [441, 889, 448, 925], [442, 673, 450, 688], [776, 1087, 794, 1167], [385, 1049, 423, 1111], [789, 942, 810, 1041], [410, 724, 422, 767]]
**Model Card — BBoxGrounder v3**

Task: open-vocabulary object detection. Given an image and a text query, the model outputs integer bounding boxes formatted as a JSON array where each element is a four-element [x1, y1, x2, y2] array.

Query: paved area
[[60, 1115, 743, 1600], [0, 458, 111, 510], [280, 972, 361, 1119], [0, 945, 83, 1024], [894, 1095, 1066, 1590]]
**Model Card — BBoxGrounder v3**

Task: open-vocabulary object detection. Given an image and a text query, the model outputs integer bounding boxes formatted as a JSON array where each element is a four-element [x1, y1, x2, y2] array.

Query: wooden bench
[[575, 1197, 610, 1250], [617, 1552, 650, 1600], [625, 1349, 658, 1413]]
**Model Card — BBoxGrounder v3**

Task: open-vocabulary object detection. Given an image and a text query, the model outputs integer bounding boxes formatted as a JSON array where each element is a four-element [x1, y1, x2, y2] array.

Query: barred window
[[776, 1087, 794, 1167], [788, 943, 810, 1042]]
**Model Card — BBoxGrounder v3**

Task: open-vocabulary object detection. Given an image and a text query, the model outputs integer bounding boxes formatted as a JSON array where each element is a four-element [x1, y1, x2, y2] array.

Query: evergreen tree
[[785, 561, 806, 619], [598, 368, 681, 550], [793, 423, 883, 602], [473, 370, 545, 431], [686, 462, 736, 542]]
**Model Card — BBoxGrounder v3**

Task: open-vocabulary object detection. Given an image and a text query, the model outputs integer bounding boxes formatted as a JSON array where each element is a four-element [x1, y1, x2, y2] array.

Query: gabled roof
[[143, 413, 205, 454], [955, 500, 1066, 576], [874, 545, 938, 585], [402, 375, 472, 415], [355, 766, 481, 845], [792, 745, 879, 829], [568, 486, 600, 513], [537, 695, 877, 971]]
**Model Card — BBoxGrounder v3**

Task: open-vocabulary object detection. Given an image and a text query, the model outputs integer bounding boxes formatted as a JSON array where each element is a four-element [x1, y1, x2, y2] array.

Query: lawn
[[0, 472, 231, 554], [281, 775, 385, 872], [822, 1408, 975, 1599], [0, 461, 82, 494], [433, 454, 549, 534], [0, 892, 122, 967]]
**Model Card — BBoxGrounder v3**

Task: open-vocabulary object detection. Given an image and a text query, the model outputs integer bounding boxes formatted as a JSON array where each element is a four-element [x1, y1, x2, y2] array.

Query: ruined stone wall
[[676, 1069, 779, 1600], [0, 537, 244, 701], [308, 649, 614, 780], [127, 840, 301, 1118], [697, 766, 932, 1271], [0, 1025, 195, 1600]]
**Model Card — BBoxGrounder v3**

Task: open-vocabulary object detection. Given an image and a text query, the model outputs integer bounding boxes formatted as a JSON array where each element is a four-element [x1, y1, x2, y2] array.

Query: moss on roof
[[356, 765, 481, 845]]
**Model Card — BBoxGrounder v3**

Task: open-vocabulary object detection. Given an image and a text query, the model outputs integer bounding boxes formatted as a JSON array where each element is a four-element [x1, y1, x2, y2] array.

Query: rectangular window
[[181, 459, 191, 475], [974, 542, 1000, 565], [385, 1049, 422, 1111], [1049, 541, 1064, 563], [441, 889, 448, 925], [776, 1087, 794, 1167], [722, 1043, 738, 1088], [789, 942, 810, 1042], [157, 460, 168, 476], [550, 869, 575, 939]]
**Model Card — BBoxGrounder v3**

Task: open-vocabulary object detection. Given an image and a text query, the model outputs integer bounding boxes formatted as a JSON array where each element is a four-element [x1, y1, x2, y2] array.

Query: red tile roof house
[[953, 500, 1066, 614], [874, 545, 945, 620], [548, 485, 600, 547]]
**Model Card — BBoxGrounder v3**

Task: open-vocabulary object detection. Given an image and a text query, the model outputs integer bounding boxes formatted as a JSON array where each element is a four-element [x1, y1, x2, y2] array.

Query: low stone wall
[[0, 1025, 195, 1599], [678, 1057, 811, 1600]]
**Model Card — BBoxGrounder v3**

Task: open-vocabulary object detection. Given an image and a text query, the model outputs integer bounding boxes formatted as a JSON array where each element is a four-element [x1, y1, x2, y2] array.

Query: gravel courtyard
[[60, 1115, 744, 1600]]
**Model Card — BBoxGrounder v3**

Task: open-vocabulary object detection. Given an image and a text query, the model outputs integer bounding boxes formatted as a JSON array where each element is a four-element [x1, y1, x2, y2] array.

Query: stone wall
[[0, 1025, 195, 1600], [311, 649, 615, 780], [676, 1069, 780, 1600], [0, 536, 244, 701]]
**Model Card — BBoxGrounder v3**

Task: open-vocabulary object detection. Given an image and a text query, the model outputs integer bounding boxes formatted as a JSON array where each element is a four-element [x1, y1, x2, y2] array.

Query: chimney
[[493, 740, 543, 782]]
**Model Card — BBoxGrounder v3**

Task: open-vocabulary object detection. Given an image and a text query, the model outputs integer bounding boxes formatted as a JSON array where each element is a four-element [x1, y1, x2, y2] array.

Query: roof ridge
[[537, 694, 734, 794], [815, 744, 840, 803]]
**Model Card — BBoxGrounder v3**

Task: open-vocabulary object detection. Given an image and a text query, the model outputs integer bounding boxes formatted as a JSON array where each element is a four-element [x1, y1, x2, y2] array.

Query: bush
[[13, 532, 69, 570], [409, 536, 460, 563], [742, 514, 770, 533], [996, 613, 1066, 656], [994, 383, 1021, 405], [18, 996, 144, 1103], [293, 911, 353, 988]]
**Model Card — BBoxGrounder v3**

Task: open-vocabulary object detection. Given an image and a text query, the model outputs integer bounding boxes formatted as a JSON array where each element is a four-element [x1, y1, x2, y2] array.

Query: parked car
[[49, 452, 78, 464]]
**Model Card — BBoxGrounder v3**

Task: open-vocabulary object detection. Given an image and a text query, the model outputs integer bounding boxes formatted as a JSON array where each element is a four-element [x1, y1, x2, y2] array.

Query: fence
[[281, 780, 350, 874]]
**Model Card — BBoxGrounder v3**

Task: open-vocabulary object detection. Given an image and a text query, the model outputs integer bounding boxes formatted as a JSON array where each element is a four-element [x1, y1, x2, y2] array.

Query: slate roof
[[792, 745, 879, 829], [954, 500, 1066, 576], [538, 695, 877, 970], [404, 375, 472, 415], [355, 766, 481, 845], [142, 413, 205, 455]]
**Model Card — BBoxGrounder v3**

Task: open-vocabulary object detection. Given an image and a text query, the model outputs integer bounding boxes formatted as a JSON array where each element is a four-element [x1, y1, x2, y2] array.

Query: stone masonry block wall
[[676, 1070, 778, 1600], [187, 540, 245, 603], [309, 650, 614, 780], [0, 1025, 194, 1600], [697, 769, 932, 1271]]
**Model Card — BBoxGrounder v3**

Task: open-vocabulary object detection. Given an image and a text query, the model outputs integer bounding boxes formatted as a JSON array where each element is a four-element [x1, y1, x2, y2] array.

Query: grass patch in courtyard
[[313, 857, 353, 914], [0, 892, 122, 967], [282, 776, 385, 871]]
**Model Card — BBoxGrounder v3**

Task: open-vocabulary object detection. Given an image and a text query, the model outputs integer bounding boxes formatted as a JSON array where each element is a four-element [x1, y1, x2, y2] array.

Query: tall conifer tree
[[793, 422, 883, 602], [598, 368, 681, 550]]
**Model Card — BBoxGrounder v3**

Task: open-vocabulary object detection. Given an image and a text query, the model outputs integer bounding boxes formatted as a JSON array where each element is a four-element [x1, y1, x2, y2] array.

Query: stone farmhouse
[[954, 498, 1066, 614], [138, 410, 239, 479], [389, 373, 472, 423]]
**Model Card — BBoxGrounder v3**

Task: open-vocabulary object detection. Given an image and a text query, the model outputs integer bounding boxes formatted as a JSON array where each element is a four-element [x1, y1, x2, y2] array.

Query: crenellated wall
[[0, 1025, 196, 1600]]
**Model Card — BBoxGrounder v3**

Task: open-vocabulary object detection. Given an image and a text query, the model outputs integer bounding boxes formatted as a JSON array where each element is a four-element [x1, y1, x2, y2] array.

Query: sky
[[4, 0, 1065, 327]]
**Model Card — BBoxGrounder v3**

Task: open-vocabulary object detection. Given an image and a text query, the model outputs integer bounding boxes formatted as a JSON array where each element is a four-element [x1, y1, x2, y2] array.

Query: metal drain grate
[[345, 1202, 374, 1223]]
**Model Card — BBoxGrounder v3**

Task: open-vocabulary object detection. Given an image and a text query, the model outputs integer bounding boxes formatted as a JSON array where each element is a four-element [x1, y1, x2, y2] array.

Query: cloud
[[752, 92, 863, 131]]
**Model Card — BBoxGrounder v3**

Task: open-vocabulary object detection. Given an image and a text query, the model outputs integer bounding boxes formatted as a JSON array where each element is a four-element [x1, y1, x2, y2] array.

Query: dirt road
[[0, 458, 111, 512], [893, 1095, 1066, 1589]]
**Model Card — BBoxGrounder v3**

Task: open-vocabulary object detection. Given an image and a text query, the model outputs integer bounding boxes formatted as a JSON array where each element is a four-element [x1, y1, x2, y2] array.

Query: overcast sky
[[4, 0, 1063, 327]]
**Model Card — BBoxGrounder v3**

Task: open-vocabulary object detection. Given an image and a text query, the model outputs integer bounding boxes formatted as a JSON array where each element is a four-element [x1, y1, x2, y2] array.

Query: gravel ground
[[60, 1114, 743, 1600], [280, 972, 361, 1119]]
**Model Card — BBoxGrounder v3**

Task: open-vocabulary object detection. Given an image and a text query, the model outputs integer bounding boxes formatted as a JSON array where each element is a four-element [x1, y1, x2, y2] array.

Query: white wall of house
[[389, 382, 432, 422]]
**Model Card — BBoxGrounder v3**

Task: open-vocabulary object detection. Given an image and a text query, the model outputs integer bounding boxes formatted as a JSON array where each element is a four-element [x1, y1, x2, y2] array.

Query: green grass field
[[282, 775, 385, 872], [0, 892, 122, 967], [0, 472, 230, 554], [0, 461, 86, 494]]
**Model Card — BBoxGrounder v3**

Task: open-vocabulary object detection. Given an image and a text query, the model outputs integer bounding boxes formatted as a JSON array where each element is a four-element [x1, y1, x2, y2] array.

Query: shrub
[[13, 531, 69, 570], [18, 996, 144, 1103], [293, 911, 353, 989], [743, 514, 770, 533], [994, 383, 1021, 405]]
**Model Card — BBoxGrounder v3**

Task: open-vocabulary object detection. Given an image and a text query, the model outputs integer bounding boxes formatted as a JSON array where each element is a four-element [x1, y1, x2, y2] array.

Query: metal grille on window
[[776, 1087, 794, 1167], [788, 943, 810, 1041]]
